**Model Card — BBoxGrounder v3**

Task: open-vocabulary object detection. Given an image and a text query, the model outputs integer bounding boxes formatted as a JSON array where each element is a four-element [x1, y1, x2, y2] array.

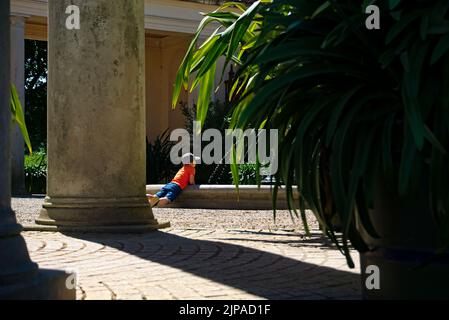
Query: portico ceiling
[[11, 0, 218, 35]]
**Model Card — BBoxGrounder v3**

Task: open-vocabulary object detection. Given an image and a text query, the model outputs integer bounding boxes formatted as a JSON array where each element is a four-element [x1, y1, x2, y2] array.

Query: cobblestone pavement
[[23, 228, 361, 300]]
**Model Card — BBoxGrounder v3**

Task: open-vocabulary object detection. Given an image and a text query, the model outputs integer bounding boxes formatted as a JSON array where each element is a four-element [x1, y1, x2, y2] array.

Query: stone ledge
[[146, 184, 300, 210]]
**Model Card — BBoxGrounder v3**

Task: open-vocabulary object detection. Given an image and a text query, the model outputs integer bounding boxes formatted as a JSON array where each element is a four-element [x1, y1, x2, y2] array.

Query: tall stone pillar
[[10, 15, 27, 196], [0, 0, 74, 299], [36, 0, 169, 231]]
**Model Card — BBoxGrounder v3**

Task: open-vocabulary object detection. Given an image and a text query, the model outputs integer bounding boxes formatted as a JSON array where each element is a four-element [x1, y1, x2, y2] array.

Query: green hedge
[[24, 148, 47, 194]]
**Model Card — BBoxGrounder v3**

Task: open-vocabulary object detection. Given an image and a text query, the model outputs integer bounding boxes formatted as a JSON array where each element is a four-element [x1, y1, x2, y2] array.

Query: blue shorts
[[156, 182, 182, 202]]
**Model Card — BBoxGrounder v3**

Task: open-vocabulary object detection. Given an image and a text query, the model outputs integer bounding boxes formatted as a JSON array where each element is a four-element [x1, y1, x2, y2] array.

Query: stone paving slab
[[22, 228, 361, 300]]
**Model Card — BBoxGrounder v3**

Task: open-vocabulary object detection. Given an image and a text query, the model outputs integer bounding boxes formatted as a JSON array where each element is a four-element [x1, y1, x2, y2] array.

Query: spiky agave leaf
[[172, 0, 449, 267]]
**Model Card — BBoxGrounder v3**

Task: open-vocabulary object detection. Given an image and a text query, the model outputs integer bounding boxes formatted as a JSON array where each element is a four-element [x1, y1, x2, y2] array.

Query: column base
[[24, 222, 170, 233], [0, 269, 76, 300], [34, 196, 170, 233]]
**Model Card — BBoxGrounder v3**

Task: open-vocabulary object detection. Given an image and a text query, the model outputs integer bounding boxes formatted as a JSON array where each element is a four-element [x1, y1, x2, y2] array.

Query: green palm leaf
[[10, 83, 32, 154], [172, 0, 449, 267]]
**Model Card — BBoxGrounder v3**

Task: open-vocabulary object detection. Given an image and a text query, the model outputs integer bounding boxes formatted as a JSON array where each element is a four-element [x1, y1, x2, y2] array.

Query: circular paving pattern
[[23, 228, 361, 300]]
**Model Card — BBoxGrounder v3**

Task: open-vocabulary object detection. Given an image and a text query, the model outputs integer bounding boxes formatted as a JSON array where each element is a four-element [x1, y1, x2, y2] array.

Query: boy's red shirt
[[171, 165, 195, 190]]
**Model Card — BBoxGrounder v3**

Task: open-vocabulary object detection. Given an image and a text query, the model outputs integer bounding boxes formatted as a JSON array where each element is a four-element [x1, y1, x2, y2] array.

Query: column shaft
[[37, 0, 168, 231], [1, 0, 37, 285], [0, 3, 36, 289], [0, 0, 13, 225], [1, 1, 74, 299], [10, 15, 27, 195]]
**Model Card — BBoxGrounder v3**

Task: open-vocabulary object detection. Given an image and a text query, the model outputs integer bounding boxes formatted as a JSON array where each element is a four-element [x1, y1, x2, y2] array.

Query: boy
[[147, 153, 199, 207]]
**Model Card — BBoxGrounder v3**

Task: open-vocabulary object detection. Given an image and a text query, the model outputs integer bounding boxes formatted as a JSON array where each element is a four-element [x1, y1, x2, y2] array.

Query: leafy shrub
[[237, 163, 258, 185], [24, 148, 47, 194], [146, 129, 178, 184]]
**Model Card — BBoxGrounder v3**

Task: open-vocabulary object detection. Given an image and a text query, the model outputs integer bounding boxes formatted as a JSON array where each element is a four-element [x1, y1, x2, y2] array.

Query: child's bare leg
[[157, 197, 170, 207]]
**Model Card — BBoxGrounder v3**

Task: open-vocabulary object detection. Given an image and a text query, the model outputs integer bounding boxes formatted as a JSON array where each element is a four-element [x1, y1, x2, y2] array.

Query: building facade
[[12, 0, 228, 141], [10, 0, 228, 193]]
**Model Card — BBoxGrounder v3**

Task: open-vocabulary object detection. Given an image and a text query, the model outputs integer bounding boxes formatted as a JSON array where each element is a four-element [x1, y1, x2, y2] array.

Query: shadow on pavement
[[64, 230, 361, 299]]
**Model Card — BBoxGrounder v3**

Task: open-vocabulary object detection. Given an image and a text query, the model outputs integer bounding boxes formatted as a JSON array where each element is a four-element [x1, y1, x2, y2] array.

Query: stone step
[[146, 184, 300, 210]]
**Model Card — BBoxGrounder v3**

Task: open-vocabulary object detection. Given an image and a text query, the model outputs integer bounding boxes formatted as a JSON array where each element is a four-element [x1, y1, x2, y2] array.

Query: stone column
[[36, 0, 169, 231], [0, 0, 74, 299], [10, 15, 27, 196]]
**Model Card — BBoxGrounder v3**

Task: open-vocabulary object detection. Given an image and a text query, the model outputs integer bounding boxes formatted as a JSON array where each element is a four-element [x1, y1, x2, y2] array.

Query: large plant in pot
[[172, 0, 449, 299]]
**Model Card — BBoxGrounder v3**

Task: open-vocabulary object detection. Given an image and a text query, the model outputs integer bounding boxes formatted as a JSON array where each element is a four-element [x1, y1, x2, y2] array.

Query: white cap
[[181, 153, 200, 164]]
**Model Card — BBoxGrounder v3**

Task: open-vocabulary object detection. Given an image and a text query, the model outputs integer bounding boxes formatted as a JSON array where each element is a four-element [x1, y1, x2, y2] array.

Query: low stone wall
[[146, 184, 300, 210]]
